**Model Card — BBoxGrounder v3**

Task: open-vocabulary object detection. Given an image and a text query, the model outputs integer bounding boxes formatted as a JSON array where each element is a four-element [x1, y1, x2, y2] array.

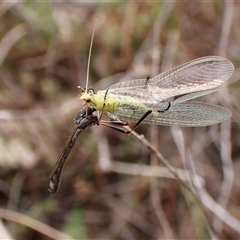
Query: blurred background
[[0, 1, 240, 239]]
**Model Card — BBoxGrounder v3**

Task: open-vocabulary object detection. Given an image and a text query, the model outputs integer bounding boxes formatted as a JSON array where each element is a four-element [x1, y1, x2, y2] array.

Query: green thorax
[[89, 90, 146, 112]]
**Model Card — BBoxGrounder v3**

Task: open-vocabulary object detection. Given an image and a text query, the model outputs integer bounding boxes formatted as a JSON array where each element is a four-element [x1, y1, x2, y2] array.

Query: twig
[[111, 161, 204, 183], [214, 0, 234, 234], [93, 127, 112, 172], [129, 129, 194, 194], [7, 172, 25, 238], [0, 219, 13, 240], [106, 198, 157, 238], [0, 208, 76, 240], [188, 153, 240, 234], [0, 0, 17, 18], [128, 127, 240, 233], [218, 0, 233, 56], [149, 3, 176, 238], [0, 23, 28, 66]]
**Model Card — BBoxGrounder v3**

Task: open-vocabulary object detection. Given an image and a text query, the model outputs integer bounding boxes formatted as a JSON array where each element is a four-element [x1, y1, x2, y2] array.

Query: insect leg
[[157, 102, 171, 112], [100, 122, 130, 134], [98, 88, 110, 122], [129, 102, 171, 132], [130, 109, 152, 132], [145, 76, 150, 86], [100, 120, 129, 126]]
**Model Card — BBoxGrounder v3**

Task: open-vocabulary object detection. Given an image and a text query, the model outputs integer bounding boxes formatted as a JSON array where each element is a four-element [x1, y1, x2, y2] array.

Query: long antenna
[[85, 22, 97, 91]]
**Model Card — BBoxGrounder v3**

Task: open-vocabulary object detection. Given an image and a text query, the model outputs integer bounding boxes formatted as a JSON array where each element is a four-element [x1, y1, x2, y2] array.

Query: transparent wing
[[173, 89, 218, 104], [107, 56, 234, 104], [110, 102, 231, 127]]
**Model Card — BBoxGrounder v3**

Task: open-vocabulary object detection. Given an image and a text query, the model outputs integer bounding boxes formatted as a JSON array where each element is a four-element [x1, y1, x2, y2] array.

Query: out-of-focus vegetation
[[0, 1, 240, 239]]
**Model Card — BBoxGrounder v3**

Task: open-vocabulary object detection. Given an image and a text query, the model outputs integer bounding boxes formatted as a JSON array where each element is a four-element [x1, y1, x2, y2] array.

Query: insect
[[49, 106, 98, 194], [79, 56, 234, 130], [49, 56, 234, 194]]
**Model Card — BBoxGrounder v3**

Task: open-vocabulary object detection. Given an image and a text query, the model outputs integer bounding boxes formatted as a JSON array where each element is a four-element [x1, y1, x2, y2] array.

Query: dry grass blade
[[0, 208, 76, 240], [0, 23, 28, 65]]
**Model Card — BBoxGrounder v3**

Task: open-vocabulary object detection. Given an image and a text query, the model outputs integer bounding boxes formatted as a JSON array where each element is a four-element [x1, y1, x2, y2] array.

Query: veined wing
[[173, 89, 218, 104], [107, 56, 234, 104], [110, 102, 231, 127]]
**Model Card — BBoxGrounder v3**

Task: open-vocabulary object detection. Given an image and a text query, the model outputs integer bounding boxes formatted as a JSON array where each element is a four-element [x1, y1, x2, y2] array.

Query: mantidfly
[[49, 23, 234, 194], [79, 56, 234, 131]]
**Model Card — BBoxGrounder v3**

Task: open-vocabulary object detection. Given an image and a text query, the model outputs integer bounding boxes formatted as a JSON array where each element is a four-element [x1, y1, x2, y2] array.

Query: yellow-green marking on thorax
[[79, 89, 149, 113]]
